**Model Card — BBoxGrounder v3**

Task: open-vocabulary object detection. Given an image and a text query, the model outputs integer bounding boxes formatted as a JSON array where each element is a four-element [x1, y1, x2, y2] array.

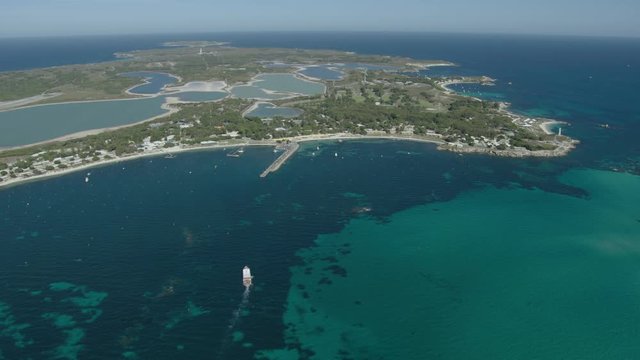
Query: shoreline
[[0, 92, 63, 111], [294, 65, 346, 82], [0, 92, 160, 114], [0, 99, 180, 152], [122, 71, 183, 96], [242, 101, 264, 117], [406, 62, 456, 70], [247, 72, 327, 96], [539, 120, 564, 135], [1, 71, 186, 113], [2, 71, 222, 114], [0, 130, 578, 191], [0, 141, 270, 191], [0, 134, 444, 190], [438, 78, 572, 141], [1, 70, 322, 149], [164, 80, 228, 93]]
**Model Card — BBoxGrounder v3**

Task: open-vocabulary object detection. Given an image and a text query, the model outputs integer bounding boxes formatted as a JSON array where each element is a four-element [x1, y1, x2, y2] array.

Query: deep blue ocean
[[1, 33, 640, 359]]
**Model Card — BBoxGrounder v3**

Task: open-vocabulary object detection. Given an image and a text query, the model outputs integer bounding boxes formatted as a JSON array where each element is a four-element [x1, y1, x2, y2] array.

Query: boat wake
[[228, 286, 251, 330], [217, 287, 251, 357]]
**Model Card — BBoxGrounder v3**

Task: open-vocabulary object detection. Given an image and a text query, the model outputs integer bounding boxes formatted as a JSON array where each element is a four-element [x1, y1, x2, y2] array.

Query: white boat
[[84, 177, 89, 183], [243, 266, 253, 287]]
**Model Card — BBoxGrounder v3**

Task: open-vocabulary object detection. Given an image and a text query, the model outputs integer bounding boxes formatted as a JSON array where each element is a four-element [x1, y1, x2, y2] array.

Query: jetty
[[227, 148, 244, 157], [260, 142, 300, 178]]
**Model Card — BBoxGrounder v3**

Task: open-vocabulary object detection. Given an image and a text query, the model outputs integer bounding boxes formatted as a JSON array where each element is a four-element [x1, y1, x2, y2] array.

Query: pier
[[260, 142, 300, 178], [227, 147, 244, 157]]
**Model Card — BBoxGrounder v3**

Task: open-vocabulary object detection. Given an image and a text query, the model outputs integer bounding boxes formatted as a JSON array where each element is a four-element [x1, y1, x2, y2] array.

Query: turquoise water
[[1, 33, 640, 359], [1, 134, 640, 359], [2, 140, 639, 359], [245, 103, 303, 118], [121, 72, 178, 95], [174, 91, 228, 102], [259, 168, 640, 359], [0, 97, 167, 147]]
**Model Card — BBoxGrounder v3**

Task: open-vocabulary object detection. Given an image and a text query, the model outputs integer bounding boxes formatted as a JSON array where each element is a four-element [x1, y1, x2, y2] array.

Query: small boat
[[334, 152, 338, 157], [84, 176, 89, 183], [243, 266, 253, 287]]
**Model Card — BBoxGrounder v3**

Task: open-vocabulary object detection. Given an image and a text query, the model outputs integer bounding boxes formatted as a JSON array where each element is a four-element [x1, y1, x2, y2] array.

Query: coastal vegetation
[[0, 45, 444, 103], [0, 42, 576, 186]]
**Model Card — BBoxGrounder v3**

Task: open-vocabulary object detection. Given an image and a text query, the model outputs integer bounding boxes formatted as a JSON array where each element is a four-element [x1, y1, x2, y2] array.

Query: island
[[0, 41, 577, 187]]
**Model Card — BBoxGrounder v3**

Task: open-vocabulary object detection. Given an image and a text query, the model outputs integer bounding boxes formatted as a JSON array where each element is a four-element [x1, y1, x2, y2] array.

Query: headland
[[0, 41, 578, 189]]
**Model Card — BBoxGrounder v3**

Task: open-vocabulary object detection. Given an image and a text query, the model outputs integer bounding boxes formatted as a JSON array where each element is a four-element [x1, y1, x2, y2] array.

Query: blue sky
[[1, 0, 639, 38]]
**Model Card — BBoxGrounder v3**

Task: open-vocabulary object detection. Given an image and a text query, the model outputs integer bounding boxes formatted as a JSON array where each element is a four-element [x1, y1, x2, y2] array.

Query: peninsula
[[0, 41, 577, 187]]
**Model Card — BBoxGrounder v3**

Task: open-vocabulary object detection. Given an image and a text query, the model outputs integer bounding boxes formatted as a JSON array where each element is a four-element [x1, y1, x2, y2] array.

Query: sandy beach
[[0, 123, 577, 190], [406, 62, 456, 69], [539, 120, 564, 135], [0, 93, 62, 112], [0, 133, 444, 190], [438, 79, 479, 97], [164, 80, 228, 93]]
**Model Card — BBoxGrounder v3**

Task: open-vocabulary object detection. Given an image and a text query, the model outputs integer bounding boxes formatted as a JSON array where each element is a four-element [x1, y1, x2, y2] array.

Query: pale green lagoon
[[0, 72, 325, 147], [0, 97, 167, 148], [252, 74, 325, 96], [230, 86, 290, 100], [173, 91, 228, 102], [230, 74, 325, 100]]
